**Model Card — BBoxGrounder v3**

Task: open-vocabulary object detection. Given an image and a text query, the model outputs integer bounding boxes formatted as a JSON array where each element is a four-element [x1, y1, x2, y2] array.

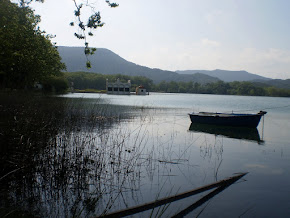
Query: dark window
[[119, 87, 124, 91], [108, 87, 112, 91], [125, 88, 129, 92], [141, 90, 143, 92], [114, 87, 118, 91]]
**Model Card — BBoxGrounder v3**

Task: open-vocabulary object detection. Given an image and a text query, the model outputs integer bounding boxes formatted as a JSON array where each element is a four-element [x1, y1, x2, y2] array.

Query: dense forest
[[65, 72, 290, 97]]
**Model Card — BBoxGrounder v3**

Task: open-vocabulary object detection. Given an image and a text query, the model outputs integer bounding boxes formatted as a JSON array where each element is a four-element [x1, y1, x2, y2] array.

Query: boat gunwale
[[188, 111, 265, 118]]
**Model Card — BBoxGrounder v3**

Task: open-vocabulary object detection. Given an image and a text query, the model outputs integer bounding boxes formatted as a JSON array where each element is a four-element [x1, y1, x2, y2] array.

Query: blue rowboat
[[188, 111, 267, 128]]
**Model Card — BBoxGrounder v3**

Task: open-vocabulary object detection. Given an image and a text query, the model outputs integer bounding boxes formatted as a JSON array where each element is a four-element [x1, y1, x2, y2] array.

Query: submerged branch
[[102, 173, 248, 217]]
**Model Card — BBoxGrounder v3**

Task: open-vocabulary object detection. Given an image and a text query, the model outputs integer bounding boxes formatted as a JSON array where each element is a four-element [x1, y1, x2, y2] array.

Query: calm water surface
[[60, 92, 290, 217]]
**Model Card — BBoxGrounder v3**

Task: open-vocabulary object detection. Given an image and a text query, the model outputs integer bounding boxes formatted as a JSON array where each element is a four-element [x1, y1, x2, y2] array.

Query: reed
[[0, 93, 154, 217], [0, 93, 226, 217]]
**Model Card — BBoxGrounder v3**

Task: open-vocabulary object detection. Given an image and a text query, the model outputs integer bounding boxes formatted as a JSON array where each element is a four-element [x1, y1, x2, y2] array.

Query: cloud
[[239, 48, 290, 64], [205, 10, 223, 24], [201, 38, 221, 47], [233, 48, 290, 78]]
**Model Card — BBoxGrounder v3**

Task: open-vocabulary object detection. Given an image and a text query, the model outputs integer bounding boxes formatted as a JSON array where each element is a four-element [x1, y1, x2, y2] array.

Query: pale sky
[[30, 0, 290, 79]]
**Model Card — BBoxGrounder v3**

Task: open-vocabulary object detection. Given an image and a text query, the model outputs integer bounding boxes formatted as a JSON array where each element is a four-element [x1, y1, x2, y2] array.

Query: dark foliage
[[0, 0, 65, 90]]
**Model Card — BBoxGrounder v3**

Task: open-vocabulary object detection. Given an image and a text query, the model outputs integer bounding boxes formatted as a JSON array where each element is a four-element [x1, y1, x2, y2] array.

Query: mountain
[[176, 69, 271, 82], [57, 46, 220, 84]]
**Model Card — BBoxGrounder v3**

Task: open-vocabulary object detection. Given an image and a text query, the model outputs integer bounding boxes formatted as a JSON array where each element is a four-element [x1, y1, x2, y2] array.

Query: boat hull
[[189, 112, 264, 128]]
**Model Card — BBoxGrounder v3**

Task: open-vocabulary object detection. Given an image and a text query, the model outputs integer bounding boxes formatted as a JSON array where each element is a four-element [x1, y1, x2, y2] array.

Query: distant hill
[[58, 46, 220, 84], [176, 69, 271, 82]]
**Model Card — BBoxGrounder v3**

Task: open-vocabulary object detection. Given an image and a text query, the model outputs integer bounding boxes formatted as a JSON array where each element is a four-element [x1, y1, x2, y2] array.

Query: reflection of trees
[[0, 94, 144, 217]]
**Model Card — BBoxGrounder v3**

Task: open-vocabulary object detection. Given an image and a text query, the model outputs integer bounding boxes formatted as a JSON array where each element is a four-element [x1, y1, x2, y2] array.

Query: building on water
[[136, 85, 148, 95], [106, 78, 131, 95]]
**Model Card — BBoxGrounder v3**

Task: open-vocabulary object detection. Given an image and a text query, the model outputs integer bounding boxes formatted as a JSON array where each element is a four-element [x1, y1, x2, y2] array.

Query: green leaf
[[86, 61, 92, 69]]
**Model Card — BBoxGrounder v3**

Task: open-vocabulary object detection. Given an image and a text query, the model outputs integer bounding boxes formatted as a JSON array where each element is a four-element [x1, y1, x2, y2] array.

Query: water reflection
[[188, 123, 264, 144]]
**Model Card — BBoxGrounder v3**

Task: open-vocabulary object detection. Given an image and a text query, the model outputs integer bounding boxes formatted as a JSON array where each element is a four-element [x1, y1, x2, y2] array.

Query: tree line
[[64, 72, 153, 92], [65, 72, 290, 97]]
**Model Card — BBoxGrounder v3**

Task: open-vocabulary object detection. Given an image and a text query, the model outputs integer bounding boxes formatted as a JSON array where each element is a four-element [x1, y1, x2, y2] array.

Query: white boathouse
[[106, 78, 131, 95]]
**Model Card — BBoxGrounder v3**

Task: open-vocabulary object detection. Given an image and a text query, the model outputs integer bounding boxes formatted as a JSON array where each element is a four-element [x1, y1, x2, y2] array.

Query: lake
[[61, 92, 290, 217], [1, 92, 290, 217]]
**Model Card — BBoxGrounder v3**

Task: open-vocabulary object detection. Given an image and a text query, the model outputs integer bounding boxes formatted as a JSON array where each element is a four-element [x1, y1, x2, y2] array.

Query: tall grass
[[0, 93, 148, 217]]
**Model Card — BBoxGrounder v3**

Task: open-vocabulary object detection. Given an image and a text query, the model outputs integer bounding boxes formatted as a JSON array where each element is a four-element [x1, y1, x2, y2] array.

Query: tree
[[130, 76, 153, 90], [0, 0, 65, 89], [157, 81, 168, 92], [42, 75, 69, 93], [168, 81, 179, 93]]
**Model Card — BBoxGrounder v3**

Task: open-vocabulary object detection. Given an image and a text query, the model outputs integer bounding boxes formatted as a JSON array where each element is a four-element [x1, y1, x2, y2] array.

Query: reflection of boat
[[188, 111, 267, 128], [189, 123, 264, 143]]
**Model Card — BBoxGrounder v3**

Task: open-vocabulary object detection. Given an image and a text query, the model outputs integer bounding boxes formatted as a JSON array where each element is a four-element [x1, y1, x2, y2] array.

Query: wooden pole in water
[[262, 115, 265, 140], [100, 172, 248, 218]]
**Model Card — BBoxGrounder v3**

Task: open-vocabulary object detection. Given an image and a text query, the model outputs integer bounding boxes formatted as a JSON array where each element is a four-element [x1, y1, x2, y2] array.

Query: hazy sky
[[31, 0, 290, 79]]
